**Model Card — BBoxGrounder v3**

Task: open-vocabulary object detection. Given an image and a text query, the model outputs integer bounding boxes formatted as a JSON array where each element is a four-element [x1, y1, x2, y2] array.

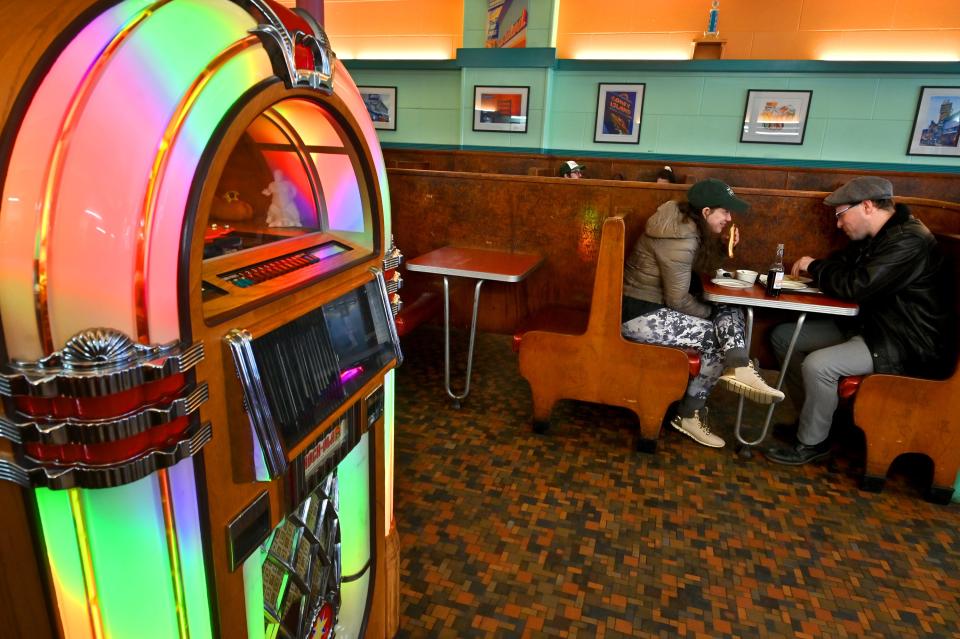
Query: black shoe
[[765, 440, 831, 466]]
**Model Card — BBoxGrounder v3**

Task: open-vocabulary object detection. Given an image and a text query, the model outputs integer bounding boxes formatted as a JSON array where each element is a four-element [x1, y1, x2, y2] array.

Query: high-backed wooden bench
[[518, 215, 692, 452], [847, 233, 960, 504]]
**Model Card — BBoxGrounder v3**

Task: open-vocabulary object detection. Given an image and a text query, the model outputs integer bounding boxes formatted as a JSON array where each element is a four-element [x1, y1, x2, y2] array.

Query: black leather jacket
[[808, 204, 953, 376]]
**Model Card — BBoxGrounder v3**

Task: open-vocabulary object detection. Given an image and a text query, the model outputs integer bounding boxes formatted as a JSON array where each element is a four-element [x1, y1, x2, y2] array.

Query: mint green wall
[[463, 0, 558, 49], [349, 70, 461, 145], [548, 71, 960, 168], [349, 62, 960, 171]]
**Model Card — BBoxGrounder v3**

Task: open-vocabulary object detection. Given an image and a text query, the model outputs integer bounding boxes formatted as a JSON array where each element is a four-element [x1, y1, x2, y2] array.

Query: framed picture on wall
[[358, 86, 397, 131], [907, 86, 960, 156], [740, 89, 812, 145], [472, 86, 529, 133], [594, 83, 645, 144]]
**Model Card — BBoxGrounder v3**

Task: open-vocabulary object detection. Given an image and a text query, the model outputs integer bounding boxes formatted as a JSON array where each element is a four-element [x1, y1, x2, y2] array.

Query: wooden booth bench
[[515, 215, 697, 452], [840, 233, 960, 504]]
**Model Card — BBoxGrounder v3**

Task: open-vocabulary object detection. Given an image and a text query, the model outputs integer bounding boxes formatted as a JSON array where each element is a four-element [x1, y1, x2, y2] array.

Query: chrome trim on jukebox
[[0, 328, 204, 398], [224, 328, 289, 479], [384, 271, 402, 295], [0, 383, 209, 446], [0, 421, 213, 489], [382, 249, 402, 273], [371, 269, 404, 366], [227, 491, 272, 572], [246, 0, 336, 93]]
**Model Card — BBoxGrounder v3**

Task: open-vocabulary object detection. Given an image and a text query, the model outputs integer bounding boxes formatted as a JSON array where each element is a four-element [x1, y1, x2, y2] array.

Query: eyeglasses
[[835, 202, 862, 219]]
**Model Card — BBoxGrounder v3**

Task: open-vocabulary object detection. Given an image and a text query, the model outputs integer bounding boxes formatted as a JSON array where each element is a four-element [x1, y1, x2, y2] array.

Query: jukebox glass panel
[[201, 97, 376, 317]]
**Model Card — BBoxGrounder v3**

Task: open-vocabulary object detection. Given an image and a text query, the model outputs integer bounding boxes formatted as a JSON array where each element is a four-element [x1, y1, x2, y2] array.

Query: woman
[[621, 178, 783, 448]]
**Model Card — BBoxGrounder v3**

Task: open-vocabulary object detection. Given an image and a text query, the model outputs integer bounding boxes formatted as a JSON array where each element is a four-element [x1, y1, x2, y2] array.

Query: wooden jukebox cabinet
[[0, 2, 403, 638]]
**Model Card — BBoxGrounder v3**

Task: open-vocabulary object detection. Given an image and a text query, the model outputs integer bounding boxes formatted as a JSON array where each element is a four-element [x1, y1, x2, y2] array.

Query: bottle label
[[773, 271, 784, 288]]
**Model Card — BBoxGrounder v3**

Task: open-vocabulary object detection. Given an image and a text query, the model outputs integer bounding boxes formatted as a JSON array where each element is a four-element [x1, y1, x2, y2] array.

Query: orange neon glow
[[36, 0, 174, 354], [136, 34, 259, 343], [157, 469, 189, 639], [69, 488, 105, 639]]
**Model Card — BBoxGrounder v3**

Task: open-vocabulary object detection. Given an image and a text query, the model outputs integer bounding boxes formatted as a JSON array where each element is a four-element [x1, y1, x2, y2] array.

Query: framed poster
[[472, 85, 529, 133], [358, 86, 397, 131], [740, 90, 812, 145], [907, 86, 960, 156], [594, 83, 645, 144]]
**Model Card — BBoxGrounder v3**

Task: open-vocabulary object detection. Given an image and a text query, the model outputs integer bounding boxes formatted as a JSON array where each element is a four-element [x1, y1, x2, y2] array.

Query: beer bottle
[[766, 244, 785, 297]]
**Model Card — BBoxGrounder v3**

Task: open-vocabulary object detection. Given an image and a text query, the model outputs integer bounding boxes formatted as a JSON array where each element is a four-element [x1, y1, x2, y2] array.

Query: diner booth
[[0, 1, 400, 638]]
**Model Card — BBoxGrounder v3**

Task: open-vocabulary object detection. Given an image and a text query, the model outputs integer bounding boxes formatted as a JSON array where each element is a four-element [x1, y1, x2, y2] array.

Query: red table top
[[702, 278, 859, 316], [406, 246, 543, 283]]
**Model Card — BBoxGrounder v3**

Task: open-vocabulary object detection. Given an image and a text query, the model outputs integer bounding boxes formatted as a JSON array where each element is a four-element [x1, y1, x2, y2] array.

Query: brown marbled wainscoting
[[390, 168, 960, 347], [384, 148, 960, 203]]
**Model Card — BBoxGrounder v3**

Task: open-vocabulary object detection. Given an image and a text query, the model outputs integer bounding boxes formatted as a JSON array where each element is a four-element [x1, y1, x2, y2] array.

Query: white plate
[[778, 279, 809, 290], [711, 278, 753, 289], [759, 274, 812, 286]]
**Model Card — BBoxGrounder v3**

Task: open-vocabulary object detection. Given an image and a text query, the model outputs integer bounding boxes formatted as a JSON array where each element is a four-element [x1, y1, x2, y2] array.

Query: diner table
[[702, 276, 859, 456], [406, 246, 543, 407]]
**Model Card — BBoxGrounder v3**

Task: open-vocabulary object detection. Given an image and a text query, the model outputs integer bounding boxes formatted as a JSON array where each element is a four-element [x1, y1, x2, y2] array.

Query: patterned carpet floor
[[392, 327, 960, 638]]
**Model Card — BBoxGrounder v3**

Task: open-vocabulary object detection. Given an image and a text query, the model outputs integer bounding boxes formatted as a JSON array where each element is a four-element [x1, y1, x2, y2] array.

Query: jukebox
[[0, 1, 401, 638]]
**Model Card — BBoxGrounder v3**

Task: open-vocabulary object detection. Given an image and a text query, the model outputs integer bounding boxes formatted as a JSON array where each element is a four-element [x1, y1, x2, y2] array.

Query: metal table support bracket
[[734, 310, 807, 453], [443, 277, 484, 408]]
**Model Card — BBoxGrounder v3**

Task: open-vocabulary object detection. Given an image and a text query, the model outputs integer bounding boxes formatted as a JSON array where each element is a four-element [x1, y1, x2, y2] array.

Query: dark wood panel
[[383, 148, 960, 202], [390, 169, 960, 336]]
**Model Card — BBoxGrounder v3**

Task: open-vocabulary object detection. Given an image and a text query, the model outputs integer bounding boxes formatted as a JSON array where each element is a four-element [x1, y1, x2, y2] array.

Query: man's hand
[[791, 256, 815, 277]]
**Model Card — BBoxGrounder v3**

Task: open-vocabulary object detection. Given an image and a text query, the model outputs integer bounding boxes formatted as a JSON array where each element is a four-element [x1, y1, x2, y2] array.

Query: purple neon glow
[[339, 366, 363, 383]]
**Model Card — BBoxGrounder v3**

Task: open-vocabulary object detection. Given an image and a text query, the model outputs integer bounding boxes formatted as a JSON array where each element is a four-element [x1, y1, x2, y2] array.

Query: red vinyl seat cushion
[[838, 375, 865, 399]]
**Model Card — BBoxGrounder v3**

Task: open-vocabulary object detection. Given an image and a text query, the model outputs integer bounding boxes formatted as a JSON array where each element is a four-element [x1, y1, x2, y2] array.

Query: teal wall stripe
[[455, 47, 557, 68], [556, 60, 960, 74], [381, 142, 960, 174]]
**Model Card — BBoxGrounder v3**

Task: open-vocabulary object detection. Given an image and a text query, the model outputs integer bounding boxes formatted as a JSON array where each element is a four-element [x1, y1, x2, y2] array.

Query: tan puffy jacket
[[623, 200, 712, 319]]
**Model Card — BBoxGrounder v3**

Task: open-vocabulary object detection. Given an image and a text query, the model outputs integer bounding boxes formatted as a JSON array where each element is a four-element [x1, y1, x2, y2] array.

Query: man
[[560, 160, 584, 178], [766, 176, 953, 465]]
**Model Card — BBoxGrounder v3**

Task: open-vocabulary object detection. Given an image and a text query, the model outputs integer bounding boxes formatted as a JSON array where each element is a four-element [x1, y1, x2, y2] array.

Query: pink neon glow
[[311, 153, 364, 233], [47, 4, 266, 348], [0, 3, 143, 361], [333, 66, 390, 242], [261, 150, 320, 227], [143, 48, 272, 343], [339, 366, 363, 383]]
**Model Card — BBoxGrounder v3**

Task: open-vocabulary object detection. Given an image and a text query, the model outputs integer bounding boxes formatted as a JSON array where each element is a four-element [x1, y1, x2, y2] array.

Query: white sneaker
[[670, 409, 725, 448], [719, 362, 785, 404]]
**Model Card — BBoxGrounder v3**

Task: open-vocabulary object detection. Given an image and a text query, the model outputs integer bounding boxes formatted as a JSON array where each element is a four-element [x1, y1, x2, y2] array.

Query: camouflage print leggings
[[621, 304, 746, 401]]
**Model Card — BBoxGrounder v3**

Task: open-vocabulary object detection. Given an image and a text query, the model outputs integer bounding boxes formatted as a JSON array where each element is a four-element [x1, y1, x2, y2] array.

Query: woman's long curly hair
[[677, 200, 727, 275]]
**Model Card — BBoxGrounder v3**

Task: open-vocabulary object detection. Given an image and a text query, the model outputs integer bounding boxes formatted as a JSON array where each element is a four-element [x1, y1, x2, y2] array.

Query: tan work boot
[[719, 362, 785, 404], [669, 409, 725, 448]]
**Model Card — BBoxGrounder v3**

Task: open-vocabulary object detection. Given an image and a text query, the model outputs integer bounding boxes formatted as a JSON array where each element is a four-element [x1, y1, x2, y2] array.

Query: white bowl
[[735, 269, 758, 284]]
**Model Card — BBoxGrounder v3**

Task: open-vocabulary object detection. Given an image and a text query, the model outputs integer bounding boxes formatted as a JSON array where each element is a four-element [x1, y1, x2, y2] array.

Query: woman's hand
[[726, 224, 740, 258]]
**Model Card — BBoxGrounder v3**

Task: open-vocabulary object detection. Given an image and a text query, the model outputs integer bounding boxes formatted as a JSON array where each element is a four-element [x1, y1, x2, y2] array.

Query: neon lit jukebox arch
[[0, 1, 399, 638]]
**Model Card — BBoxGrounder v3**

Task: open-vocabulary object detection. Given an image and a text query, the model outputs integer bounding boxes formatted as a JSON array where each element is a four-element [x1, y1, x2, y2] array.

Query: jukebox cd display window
[[249, 279, 395, 449]]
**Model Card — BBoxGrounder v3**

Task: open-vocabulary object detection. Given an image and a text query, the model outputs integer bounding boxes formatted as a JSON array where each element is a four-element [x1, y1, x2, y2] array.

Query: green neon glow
[[242, 547, 266, 639], [168, 459, 214, 639], [35, 488, 94, 639], [338, 433, 371, 577]]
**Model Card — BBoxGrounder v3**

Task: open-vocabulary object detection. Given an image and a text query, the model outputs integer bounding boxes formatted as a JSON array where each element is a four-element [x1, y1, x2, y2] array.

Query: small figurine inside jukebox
[[0, 2, 402, 638]]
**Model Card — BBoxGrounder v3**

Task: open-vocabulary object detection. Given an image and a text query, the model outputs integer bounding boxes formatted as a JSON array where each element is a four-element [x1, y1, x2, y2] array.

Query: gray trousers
[[771, 319, 874, 446]]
